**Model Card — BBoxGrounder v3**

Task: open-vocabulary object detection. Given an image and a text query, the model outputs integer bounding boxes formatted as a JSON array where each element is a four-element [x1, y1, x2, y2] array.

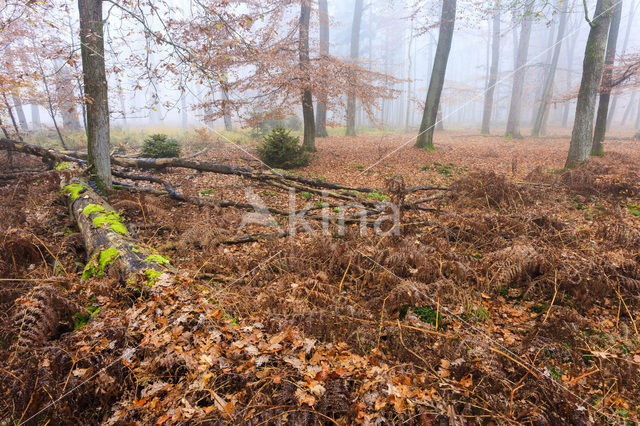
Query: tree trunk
[[11, 93, 29, 132], [299, 1, 316, 151], [415, 0, 456, 149], [565, 0, 613, 168], [405, 20, 414, 132], [620, 91, 636, 126], [221, 80, 233, 131], [78, 0, 112, 188], [61, 176, 165, 282], [505, 1, 533, 138], [181, 91, 188, 129], [315, 0, 329, 137], [607, 0, 634, 126], [481, 2, 500, 135], [562, 30, 578, 127], [346, 0, 363, 137], [532, 0, 568, 137], [57, 65, 82, 131], [3, 94, 23, 140], [31, 104, 41, 129], [34, 52, 68, 149], [591, 0, 622, 156]]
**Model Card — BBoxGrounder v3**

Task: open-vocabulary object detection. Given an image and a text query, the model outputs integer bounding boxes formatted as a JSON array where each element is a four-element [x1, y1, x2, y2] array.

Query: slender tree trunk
[[79, 0, 112, 188], [565, 0, 613, 168], [68, 13, 87, 131], [299, 1, 316, 151], [221, 80, 233, 131], [34, 51, 68, 149], [620, 91, 636, 126], [415, 0, 456, 149], [346, 0, 363, 136], [3, 94, 23, 141], [481, 2, 501, 134], [57, 65, 82, 131], [532, 0, 569, 136], [315, 0, 330, 137], [591, 0, 622, 156], [607, 0, 635, 126], [11, 94, 29, 132], [505, 1, 533, 138], [31, 104, 41, 129], [562, 31, 578, 127], [405, 20, 414, 131], [181, 91, 188, 129]]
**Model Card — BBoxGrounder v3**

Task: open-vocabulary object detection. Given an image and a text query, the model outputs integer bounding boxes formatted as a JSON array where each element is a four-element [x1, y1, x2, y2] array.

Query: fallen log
[[60, 176, 170, 284]]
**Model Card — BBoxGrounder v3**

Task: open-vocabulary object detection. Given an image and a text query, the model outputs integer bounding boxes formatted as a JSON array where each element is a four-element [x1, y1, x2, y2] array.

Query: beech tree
[[532, 0, 569, 137], [346, 0, 364, 137], [299, 0, 316, 151], [505, 0, 533, 138], [415, 0, 456, 149], [591, 0, 623, 156], [315, 0, 330, 138], [481, 1, 501, 135], [565, 0, 613, 168], [78, 0, 112, 188]]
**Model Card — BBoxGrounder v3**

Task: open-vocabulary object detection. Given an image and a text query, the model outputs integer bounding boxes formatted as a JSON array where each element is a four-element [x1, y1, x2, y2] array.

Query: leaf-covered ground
[[1, 130, 640, 425]]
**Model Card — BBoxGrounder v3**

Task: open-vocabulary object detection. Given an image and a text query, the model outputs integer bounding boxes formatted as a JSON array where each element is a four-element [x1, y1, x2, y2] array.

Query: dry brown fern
[[485, 244, 546, 289], [11, 284, 79, 353]]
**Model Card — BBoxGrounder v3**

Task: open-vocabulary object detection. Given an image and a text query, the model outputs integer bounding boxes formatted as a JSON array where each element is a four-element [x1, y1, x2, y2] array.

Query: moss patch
[[82, 203, 106, 216], [144, 254, 170, 266], [144, 268, 163, 286], [55, 162, 71, 171], [62, 183, 86, 201], [92, 211, 128, 235], [82, 247, 120, 279]]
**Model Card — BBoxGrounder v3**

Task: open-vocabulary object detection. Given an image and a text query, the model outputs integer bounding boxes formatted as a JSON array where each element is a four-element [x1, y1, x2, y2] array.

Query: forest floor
[[1, 130, 640, 425]]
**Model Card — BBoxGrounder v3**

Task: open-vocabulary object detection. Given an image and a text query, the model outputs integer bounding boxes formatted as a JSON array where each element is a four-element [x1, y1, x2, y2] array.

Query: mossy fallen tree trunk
[[61, 176, 169, 284]]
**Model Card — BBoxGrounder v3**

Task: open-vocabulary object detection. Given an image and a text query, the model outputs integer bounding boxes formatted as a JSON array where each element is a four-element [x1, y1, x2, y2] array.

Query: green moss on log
[[144, 254, 171, 266], [82, 203, 106, 216], [92, 211, 128, 235], [62, 183, 86, 201], [144, 268, 163, 286], [82, 247, 120, 279]]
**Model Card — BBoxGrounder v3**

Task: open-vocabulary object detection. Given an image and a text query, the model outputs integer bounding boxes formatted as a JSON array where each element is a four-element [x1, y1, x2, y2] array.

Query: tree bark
[[315, 0, 330, 138], [11, 93, 29, 132], [404, 19, 414, 132], [565, 0, 613, 168], [415, 0, 456, 149], [481, 1, 501, 135], [57, 66, 82, 131], [505, 1, 533, 138], [532, 0, 569, 137], [606, 0, 634, 126], [346, 0, 363, 137], [3, 94, 22, 140], [78, 0, 112, 188], [30, 104, 41, 129], [221, 80, 233, 131], [591, 0, 622, 155], [562, 29, 578, 127], [299, 1, 316, 151], [620, 91, 636, 126]]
